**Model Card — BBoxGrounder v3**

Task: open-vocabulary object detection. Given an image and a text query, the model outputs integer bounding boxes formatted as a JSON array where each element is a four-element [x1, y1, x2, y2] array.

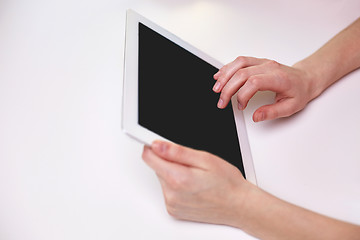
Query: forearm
[[294, 17, 360, 100], [233, 182, 360, 240]]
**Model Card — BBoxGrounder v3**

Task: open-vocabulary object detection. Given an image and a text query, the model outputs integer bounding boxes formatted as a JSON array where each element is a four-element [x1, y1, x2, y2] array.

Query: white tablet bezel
[[122, 9, 257, 185]]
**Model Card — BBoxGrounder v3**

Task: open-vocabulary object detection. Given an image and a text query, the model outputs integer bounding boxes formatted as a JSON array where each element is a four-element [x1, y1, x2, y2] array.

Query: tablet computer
[[122, 9, 256, 184]]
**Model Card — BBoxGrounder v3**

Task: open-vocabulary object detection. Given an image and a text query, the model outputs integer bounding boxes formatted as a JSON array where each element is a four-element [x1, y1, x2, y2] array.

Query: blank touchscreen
[[138, 23, 245, 177]]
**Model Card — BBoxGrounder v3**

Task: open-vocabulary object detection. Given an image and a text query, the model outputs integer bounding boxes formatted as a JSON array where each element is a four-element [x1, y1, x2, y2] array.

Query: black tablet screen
[[138, 23, 245, 177]]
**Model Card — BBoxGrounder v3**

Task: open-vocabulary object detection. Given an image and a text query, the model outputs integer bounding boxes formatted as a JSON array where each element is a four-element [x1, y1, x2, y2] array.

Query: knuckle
[[282, 106, 296, 118], [262, 107, 279, 120], [235, 56, 246, 66], [288, 103, 303, 116], [237, 92, 245, 104], [237, 91, 250, 109], [216, 71, 224, 81], [166, 173, 187, 191], [220, 90, 231, 102], [219, 64, 228, 73], [219, 65, 227, 74], [234, 69, 247, 81], [218, 73, 231, 85], [217, 66, 229, 81], [266, 60, 280, 68], [247, 76, 261, 87], [269, 107, 279, 118]]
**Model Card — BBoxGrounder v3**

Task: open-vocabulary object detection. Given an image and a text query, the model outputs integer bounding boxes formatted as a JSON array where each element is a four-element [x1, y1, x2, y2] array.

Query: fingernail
[[217, 99, 224, 108], [260, 112, 266, 121], [255, 112, 265, 122], [238, 103, 243, 110], [152, 141, 168, 154], [213, 82, 221, 92]]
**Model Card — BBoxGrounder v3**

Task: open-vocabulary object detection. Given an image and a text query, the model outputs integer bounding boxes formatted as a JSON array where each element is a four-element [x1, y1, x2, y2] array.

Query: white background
[[0, 0, 359, 239]]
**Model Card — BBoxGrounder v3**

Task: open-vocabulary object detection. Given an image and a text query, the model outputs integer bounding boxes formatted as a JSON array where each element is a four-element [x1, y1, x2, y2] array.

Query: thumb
[[151, 140, 208, 169], [253, 98, 301, 122]]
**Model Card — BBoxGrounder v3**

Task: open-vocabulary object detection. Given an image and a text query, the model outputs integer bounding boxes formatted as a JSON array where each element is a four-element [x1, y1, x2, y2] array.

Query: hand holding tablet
[[124, 12, 360, 239], [122, 10, 256, 184]]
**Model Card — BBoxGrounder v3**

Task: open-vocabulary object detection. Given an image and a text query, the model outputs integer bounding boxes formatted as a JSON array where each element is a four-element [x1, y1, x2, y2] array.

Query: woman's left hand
[[142, 140, 251, 227]]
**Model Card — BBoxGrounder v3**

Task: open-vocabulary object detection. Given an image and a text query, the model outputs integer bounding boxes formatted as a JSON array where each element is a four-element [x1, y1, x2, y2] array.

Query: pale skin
[[214, 17, 360, 122], [142, 17, 360, 239]]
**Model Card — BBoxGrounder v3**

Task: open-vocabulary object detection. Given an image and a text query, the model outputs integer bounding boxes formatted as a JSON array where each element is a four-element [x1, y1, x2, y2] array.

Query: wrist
[[227, 180, 259, 230], [293, 59, 329, 101]]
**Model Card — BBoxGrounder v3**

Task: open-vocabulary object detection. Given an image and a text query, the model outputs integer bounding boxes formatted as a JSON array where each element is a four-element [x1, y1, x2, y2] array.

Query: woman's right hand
[[212, 56, 319, 122]]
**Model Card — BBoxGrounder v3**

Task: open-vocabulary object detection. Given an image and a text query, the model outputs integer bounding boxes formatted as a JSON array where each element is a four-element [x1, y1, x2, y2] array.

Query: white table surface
[[0, 0, 359, 239]]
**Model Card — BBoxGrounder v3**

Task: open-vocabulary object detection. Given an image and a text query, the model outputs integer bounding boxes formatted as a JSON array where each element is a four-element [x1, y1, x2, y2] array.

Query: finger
[[213, 56, 268, 93], [236, 73, 288, 110], [213, 70, 221, 80], [217, 63, 274, 109], [142, 145, 189, 179], [151, 140, 208, 169], [253, 98, 301, 122]]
